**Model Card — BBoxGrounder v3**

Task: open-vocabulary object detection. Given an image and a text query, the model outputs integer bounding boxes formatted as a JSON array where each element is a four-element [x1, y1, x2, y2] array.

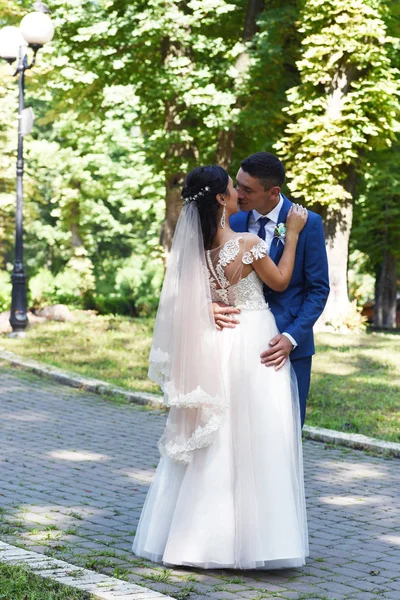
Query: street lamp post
[[0, 2, 54, 336]]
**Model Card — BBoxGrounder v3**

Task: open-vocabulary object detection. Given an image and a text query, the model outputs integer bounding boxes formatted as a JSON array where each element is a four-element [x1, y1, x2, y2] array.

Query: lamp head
[[20, 8, 54, 47], [0, 26, 27, 63]]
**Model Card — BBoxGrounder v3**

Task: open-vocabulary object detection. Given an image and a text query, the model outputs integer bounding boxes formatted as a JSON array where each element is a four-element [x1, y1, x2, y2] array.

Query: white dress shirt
[[248, 196, 284, 252], [248, 195, 298, 349]]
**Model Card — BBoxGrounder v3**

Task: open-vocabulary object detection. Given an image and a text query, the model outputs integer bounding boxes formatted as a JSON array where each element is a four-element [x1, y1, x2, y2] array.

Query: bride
[[133, 165, 309, 570]]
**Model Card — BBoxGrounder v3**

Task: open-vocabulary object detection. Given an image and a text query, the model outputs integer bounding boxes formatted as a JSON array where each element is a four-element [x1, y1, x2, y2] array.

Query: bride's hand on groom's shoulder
[[212, 302, 241, 331], [286, 203, 308, 235]]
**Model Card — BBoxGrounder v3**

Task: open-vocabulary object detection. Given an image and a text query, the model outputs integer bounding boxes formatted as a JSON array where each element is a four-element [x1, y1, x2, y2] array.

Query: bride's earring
[[220, 204, 226, 229]]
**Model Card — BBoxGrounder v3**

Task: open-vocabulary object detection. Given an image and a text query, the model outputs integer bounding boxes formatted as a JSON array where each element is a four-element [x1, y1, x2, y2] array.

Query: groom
[[214, 152, 330, 426]]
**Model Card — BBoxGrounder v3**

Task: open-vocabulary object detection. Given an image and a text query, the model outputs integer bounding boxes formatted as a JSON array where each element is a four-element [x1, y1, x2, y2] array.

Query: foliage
[[276, 0, 400, 207], [1, 9, 165, 314], [228, 0, 301, 166], [0, 0, 399, 318], [351, 5, 400, 279], [29, 251, 95, 308], [0, 269, 11, 312], [352, 141, 400, 274], [347, 250, 375, 306], [93, 253, 164, 316], [44, 0, 246, 174]]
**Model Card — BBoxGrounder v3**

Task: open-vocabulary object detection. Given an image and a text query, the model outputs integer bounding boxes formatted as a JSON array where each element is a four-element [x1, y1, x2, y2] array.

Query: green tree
[[47, 0, 300, 249], [353, 147, 400, 328], [276, 0, 400, 325], [352, 0, 400, 328], [24, 85, 165, 314], [0, 0, 303, 316], [234, 0, 300, 164], [1, 2, 166, 314]]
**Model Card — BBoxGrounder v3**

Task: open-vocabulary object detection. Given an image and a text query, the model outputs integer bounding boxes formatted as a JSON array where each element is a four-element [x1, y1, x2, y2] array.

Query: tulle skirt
[[132, 308, 308, 569]]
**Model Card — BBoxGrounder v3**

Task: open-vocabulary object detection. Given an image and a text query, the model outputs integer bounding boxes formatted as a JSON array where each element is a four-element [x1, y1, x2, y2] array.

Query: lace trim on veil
[[150, 347, 227, 464], [159, 408, 223, 464]]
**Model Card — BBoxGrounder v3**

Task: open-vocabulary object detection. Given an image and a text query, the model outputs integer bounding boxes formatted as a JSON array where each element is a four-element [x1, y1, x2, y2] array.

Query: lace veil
[[149, 201, 227, 464]]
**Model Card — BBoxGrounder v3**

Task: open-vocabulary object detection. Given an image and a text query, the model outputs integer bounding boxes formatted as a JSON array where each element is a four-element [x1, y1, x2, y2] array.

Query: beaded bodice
[[206, 235, 269, 310]]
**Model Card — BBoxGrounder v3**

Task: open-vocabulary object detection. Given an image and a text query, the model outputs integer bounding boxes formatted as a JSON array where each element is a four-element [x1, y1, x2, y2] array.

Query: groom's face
[[236, 168, 280, 215]]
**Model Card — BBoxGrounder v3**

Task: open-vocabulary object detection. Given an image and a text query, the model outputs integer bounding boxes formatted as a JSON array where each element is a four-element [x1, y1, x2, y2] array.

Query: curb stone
[[1, 349, 399, 458], [0, 541, 174, 599], [302, 424, 400, 457]]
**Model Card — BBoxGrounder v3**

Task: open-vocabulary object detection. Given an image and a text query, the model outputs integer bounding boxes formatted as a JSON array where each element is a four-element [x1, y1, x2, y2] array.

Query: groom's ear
[[269, 186, 281, 201]]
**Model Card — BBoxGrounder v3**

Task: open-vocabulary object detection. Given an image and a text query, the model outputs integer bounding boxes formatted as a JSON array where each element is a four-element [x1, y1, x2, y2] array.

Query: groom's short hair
[[240, 152, 285, 189]]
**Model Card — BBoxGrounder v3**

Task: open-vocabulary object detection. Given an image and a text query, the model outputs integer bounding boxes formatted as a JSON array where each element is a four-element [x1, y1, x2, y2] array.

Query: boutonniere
[[274, 223, 286, 244]]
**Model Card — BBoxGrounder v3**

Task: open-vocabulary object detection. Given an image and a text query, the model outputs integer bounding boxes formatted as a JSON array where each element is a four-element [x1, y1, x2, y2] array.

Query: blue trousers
[[291, 356, 312, 428]]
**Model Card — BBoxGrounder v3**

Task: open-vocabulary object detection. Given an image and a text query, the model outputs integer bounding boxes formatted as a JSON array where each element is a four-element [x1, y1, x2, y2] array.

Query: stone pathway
[[0, 366, 399, 600]]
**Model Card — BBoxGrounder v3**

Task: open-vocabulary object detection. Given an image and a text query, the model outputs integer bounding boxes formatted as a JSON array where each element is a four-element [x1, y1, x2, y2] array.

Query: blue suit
[[230, 194, 330, 425]]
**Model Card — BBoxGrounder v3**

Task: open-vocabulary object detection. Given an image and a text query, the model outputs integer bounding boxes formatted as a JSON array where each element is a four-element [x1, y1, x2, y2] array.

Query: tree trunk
[[318, 64, 359, 326], [160, 170, 186, 252], [320, 200, 353, 325], [215, 129, 236, 170], [374, 252, 397, 328], [68, 196, 83, 249], [319, 167, 356, 326], [71, 222, 83, 248]]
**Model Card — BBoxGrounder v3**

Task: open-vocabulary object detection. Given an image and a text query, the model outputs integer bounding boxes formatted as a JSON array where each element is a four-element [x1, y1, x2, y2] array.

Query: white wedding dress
[[133, 233, 308, 570]]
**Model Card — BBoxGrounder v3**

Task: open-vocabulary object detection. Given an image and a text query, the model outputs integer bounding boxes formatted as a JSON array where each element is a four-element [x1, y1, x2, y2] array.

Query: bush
[[29, 268, 57, 308], [93, 254, 164, 316], [0, 270, 11, 312], [27, 251, 163, 316], [29, 251, 96, 309]]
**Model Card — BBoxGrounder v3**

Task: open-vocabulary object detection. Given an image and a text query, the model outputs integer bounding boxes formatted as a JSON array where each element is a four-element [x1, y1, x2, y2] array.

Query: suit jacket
[[230, 194, 330, 360]]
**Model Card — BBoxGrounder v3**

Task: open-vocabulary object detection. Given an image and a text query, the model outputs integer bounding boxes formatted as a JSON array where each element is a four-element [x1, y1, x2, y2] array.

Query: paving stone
[[383, 592, 400, 600], [236, 580, 287, 592], [348, 594, 387, 600], [208, 593, 239, 600], [234, 593, 265, 599], [0, 367, 399, 600]]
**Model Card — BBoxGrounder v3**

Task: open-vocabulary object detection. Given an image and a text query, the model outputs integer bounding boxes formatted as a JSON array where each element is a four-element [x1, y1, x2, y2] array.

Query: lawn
[[0, 312, 157, 394], [1, 312, 399, 442], [309, 331, 400, 443], [0, 562, 91, 599]]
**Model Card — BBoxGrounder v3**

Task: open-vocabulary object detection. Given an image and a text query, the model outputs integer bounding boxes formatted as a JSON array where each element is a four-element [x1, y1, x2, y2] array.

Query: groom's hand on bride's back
[[212, 302, 241, 331]]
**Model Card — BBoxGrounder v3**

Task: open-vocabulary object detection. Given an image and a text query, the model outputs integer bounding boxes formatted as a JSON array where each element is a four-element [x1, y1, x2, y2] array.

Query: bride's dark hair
[[182, 165, 229, 250]]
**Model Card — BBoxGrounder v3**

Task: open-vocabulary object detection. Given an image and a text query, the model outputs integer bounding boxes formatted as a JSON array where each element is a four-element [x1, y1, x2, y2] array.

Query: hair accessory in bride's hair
[[183, 186, 210, 204]]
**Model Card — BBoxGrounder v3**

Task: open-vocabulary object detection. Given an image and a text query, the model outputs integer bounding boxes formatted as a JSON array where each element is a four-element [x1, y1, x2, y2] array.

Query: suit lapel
[[269, 236, 281, 264], [269, 195, 292, 264], [230, 210, 251, 233]]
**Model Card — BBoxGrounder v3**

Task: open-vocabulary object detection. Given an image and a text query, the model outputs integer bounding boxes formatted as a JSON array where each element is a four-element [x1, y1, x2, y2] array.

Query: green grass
[[0, 562, 92, 599], [142, 568, 172, 583], [309, 331, 400, 442], [1, 312, 399, 441], [0, 312, 158, 394]]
